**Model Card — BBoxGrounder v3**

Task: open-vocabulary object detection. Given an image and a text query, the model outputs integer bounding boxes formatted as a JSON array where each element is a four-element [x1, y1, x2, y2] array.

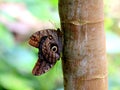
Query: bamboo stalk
[[59, 0, 108, 90]]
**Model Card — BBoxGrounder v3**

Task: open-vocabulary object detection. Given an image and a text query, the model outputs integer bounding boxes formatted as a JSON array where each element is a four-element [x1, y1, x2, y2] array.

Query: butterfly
[[29, 29, 63, 76]]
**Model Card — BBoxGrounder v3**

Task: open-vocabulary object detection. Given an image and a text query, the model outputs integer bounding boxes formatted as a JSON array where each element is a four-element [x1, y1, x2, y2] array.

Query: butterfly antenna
[[49, 20, 58, 30]]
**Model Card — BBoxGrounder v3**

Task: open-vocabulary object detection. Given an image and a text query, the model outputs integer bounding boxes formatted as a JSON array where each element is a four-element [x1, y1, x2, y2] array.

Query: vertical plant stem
[[59, 0, 108, 90]]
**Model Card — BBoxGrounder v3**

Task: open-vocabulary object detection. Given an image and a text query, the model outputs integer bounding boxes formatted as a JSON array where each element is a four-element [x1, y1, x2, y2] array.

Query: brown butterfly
[[29, 29, 62, 76]]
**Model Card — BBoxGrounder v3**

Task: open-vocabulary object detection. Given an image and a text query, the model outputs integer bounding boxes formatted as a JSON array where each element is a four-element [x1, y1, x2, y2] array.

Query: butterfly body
[[29, 29, 62, 75]]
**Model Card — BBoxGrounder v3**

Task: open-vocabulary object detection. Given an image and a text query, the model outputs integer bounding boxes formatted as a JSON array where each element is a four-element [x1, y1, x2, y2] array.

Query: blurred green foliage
[[0, 0, 63, 90], [0, 0, 120, 90], [0, 22, 63, 90]]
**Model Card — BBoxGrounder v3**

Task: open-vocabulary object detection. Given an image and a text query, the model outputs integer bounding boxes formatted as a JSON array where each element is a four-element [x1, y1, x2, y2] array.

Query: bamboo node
[[78, 74, 108, 81], [61, 19, 104, 25]]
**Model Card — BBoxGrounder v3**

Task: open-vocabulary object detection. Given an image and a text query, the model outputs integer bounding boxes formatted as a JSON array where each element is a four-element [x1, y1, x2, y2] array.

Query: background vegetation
[[0, 0, 120, 90]]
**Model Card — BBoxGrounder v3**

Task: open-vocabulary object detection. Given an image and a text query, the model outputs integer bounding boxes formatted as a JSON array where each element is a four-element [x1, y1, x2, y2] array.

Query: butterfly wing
[[32, 35, 58, 76], [41, 36, 60, 62], [32, 58, 53, 75], [29, 29, 62, 76], [29, 30, 53, 48]]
